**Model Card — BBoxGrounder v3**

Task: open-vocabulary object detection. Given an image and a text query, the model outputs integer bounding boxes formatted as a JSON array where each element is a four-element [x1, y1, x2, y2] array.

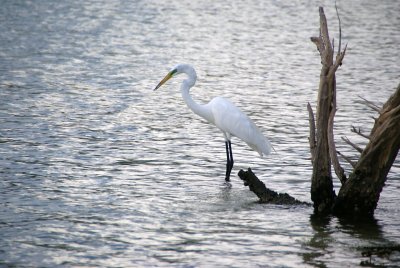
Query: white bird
[[154, 64, 272, 182]]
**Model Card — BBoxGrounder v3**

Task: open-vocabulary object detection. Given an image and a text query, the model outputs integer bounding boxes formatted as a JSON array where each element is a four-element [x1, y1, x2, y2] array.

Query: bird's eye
[[171, 69, 178, 76]]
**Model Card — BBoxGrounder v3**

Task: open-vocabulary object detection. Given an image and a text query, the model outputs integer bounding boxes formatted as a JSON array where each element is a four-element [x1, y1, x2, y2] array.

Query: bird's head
[[154, 65, 180, 90], [154, 64, 195, 90]]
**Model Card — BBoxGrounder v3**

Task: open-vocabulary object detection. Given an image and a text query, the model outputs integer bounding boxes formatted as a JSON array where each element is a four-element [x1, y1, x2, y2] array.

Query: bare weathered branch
[[328, 107, 347, 184], [335, 0, 342, 54], [311, 37, 322, 53], [341, 136, 363, 153], [334, 83, 400, 216], [307, 103, 316, 163], [328, 3, 347, 78], [351, 126, 370, 139], [357, 96, 381, 113], [310, 7, 339, 214], [330, 44, 347, 78], [337, 151, 356, 168], [318, 7, 333, 65]]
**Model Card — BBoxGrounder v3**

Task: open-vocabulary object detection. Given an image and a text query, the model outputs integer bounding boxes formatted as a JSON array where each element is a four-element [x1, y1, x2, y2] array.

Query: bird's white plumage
[[207, 96, 271, 157], [155, 63, 272, 158]]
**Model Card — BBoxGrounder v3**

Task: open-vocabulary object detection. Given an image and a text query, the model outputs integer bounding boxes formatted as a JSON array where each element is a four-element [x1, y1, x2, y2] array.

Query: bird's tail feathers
[[252, 138, 273, 158]]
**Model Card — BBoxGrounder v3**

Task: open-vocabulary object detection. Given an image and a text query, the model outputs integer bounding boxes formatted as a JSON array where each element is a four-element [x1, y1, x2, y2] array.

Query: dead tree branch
[[329, 108, 347, 184], [308, 6, 400, 217], [334, 83, 400, 216], [308, 103, 316, 163], [341, 136, 363, 153], [309, 6, 348, 213], [357, 96, 382, 113], [335, 0, 342, 54], [337, 151, 357, 168], [351, 126, 370, 139]]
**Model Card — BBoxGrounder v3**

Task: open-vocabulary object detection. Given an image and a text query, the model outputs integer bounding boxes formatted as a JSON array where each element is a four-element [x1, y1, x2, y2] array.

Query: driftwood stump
[[238, 168, 307, 205], [309, 7, 400, 216], [308, 7, 347, 214], [239, 7, 400, 216]]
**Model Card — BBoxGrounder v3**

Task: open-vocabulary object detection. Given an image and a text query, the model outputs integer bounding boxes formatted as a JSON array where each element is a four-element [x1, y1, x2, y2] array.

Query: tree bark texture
[[333, 84, 400, 216], [309, 7, 346, 213]]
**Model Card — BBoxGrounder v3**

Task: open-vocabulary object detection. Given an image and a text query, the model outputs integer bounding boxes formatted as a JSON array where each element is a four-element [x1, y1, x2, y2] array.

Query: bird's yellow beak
[[154, 71, 174, 91]]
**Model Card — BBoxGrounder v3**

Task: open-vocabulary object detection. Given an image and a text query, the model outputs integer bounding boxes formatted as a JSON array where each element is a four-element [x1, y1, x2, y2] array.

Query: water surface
[[1, 0, 399, 267]]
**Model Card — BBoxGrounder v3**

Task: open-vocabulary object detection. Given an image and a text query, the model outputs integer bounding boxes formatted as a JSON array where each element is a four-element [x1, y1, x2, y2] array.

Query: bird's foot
[[222, 181, 232, 188]]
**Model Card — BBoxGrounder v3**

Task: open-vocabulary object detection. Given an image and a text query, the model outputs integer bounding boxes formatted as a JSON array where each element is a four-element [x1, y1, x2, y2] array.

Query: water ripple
[[1, 0, 399, 267]]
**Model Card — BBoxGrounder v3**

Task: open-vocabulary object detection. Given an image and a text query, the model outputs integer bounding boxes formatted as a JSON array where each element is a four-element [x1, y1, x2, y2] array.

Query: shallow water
[[1, 0, 399, 267]]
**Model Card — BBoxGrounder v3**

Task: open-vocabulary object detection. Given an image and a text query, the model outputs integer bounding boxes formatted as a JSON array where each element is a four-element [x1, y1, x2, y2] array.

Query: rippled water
[[1, 0, 399, 267]]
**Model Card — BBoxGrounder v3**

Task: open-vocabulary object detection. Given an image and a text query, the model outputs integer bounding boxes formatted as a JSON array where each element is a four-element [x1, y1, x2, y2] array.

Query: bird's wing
[[209, 97, 272, 157]]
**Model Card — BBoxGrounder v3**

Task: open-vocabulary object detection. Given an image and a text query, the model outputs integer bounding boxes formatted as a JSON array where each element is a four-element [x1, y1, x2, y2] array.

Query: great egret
[[154, 64, 272, 182]]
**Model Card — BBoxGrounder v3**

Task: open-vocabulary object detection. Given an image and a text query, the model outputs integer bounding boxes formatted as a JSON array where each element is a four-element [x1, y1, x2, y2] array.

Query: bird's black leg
[[225, 140, 234, 181], [228, 140, 234, 179], [225, 141, 230, 181]]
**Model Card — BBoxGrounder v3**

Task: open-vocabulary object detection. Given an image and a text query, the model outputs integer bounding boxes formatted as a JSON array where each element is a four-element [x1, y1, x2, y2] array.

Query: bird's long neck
[[180, 75, 213, 123]]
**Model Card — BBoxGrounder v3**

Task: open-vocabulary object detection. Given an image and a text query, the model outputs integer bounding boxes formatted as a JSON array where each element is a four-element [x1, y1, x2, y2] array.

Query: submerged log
[[238, 168, 308, 205]]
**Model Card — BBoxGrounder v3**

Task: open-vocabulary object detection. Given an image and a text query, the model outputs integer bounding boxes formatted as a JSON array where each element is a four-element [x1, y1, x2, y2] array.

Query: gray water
[[1, 0, 399, 267]]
